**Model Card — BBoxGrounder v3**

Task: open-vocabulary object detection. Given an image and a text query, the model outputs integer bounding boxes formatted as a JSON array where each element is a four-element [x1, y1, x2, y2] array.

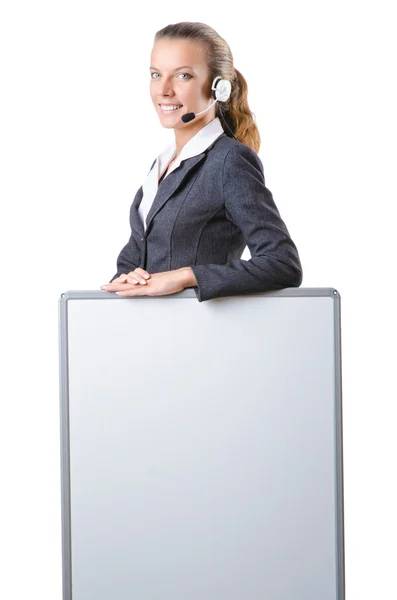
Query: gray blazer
[[109, 132, 303, 302]]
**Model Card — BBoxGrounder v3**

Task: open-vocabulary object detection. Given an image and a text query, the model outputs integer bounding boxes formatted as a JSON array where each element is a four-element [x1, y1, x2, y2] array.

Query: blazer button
[[141, 237, 144, 242]]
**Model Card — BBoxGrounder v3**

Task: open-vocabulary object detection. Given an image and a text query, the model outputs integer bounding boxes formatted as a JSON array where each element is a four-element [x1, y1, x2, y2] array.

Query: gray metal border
[[60, 286, 339, 301], [333, 291, 345, 600], [58, 294, 72, 600], [58, 286, 345, 599]]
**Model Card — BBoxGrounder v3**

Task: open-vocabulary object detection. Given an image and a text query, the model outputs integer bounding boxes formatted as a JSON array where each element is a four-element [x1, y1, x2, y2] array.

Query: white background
[[0, 1, 395, 598]]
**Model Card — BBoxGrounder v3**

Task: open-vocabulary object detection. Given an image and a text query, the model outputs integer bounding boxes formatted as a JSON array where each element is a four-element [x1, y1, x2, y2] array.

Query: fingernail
[[101, 285, 108, 290]]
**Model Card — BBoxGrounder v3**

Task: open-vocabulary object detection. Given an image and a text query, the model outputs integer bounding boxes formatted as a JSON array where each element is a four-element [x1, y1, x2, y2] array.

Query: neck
[[173, 112, 216, 156]]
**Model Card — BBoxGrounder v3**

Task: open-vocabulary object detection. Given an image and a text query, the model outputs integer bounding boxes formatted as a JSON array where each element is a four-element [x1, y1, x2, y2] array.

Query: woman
[[101, 22, 303, 302]]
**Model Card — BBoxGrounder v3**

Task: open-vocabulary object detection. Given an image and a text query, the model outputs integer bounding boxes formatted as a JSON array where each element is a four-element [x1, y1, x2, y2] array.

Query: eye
[[150, 72, 192, 80]]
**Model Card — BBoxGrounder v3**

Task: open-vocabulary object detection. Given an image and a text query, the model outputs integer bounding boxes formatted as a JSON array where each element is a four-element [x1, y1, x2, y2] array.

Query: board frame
[[58, 287, 345, 600]]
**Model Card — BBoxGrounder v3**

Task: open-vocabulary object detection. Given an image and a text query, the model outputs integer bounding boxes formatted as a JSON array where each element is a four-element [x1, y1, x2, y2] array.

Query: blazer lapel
[[130, 185, 145, 238], [144, 152, 206, 231], [129, 157, 157, 238]]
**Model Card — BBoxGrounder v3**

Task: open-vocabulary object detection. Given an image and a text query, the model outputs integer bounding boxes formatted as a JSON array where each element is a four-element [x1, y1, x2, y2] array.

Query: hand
[[102, 268, 152, 287], [100, 268, 190, 297]]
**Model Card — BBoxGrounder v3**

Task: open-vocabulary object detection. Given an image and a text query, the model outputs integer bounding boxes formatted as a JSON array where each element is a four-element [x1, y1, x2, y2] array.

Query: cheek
[[201, 82, 212, 98], [183, 84, 199, 100], [149, 79, 158, 92], [150, 87, 158, 103]]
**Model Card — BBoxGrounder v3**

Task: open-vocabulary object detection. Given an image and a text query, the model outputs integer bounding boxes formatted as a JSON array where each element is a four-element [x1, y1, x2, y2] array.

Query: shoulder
[[218, 139, 264, 187], [205, 134, 264, 177], [210, 134, 263, 171]]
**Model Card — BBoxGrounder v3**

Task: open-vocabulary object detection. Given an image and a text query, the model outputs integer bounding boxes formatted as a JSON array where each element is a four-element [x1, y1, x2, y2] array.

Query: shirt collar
[[157, 116, 225, 179]]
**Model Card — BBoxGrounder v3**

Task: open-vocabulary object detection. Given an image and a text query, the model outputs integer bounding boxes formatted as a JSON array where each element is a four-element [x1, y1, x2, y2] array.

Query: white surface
[[65, 293, 339, 599]]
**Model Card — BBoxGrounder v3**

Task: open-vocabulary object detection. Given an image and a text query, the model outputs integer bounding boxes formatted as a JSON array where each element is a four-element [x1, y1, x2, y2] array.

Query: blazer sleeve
[[189, 144, 303, 302], [108, 232, 141, 283]]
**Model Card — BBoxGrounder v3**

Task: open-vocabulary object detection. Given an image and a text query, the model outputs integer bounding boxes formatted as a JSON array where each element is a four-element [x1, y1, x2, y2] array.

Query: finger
[[134, 268, 151, 280], [101, 280, 135, 292], [126, 274, 142, 285], [101, 274, 127, 287], [127, 270, 148, 285], [101, 285, 125, 291], [101, 279, 124, 290]]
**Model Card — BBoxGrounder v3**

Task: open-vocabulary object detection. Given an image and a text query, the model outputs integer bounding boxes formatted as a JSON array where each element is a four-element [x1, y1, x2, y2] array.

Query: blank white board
[[58, 287, 345, 600]]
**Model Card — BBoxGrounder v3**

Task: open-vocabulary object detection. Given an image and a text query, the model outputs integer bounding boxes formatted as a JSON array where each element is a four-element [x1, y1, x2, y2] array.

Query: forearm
[[187, 253, 303, 302]]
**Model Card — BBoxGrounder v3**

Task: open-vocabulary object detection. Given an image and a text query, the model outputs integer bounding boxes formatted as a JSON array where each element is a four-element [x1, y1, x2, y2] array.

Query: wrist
[[178, 267, 198, 288]]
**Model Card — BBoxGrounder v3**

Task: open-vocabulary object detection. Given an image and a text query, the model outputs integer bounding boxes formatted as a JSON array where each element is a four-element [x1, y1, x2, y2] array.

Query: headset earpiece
[[210, 75, 236, 140], [211, 76, 232, 102]]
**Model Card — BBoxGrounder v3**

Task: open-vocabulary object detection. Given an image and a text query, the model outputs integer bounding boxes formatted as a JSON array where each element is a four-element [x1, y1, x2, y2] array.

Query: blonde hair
[[154, 21, 261, 154]]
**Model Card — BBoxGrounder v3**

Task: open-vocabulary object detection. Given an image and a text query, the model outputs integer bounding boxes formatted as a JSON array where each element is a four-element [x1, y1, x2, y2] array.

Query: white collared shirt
[[138, 116, 225, 231]]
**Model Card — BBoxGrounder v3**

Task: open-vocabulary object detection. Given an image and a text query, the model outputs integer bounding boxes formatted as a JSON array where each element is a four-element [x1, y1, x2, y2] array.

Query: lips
[[159, 104, 183, 110], [159, 104, 184, 115]]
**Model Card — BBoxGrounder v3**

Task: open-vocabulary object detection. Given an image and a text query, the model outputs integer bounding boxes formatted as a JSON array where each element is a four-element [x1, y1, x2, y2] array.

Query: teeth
[[161, 104, 182, 111]]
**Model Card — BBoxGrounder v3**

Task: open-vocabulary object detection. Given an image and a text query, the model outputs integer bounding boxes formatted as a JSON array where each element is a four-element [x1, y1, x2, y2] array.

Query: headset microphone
[[181, 99, 217, 123], [181, 76, 236, 140]]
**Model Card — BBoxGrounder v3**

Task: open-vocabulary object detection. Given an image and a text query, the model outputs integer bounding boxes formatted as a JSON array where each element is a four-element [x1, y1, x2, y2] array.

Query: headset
[[181, 75, 237, 140]]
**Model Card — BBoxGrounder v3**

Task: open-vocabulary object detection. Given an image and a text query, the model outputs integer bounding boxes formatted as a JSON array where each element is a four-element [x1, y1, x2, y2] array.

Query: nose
[[157, 75, 175, 97]]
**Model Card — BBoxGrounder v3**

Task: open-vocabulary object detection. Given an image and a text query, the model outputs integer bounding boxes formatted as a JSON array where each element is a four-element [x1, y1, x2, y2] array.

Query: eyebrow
[[149, 65, 194, 71]]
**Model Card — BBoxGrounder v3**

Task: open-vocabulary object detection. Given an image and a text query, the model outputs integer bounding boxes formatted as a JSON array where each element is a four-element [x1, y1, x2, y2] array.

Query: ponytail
[[217, 67, 261, 153]]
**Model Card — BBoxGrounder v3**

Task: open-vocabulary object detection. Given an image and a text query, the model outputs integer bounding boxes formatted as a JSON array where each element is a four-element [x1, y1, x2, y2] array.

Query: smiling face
[[150, 38, 215, 132]]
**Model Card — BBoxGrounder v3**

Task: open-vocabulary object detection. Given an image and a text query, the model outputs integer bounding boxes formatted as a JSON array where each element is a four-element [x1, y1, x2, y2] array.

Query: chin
[[157, 113, 185, 129], [159, 119, 181, 129]]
